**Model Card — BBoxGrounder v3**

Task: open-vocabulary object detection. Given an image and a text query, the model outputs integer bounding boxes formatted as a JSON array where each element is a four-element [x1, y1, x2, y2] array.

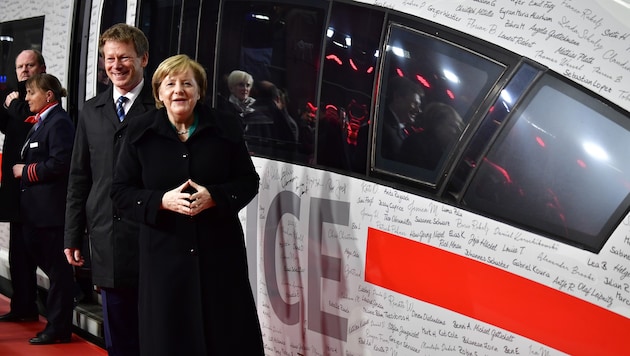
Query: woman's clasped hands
[[161, 179, 215, 216]]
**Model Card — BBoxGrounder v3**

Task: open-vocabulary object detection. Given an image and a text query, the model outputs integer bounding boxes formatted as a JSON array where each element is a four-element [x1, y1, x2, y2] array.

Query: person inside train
[[253, 80, 299, 143], [316, 103, 352, 170], [64, 23, 154, 356], [13, 73, 75, 345], [217, 69, 270, 133], [296, 100, 318, 163], [110, 54, 264, 356], [0, 49, 46, 324], [400, 101, 465, 170], [379, 75, 425, 160]]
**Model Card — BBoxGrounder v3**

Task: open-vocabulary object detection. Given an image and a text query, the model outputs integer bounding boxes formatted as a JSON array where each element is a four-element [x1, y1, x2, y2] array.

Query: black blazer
[[19, 104, 75, 227]]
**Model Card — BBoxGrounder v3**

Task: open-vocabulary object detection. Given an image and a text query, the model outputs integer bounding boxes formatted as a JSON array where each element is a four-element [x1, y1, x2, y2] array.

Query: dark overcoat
[[0, 81, 34, 221], [64, 84, 155, 288], [111, 104, 264, 356]]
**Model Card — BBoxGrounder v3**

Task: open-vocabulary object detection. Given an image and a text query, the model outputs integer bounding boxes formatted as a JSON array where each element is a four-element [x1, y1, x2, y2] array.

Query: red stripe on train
[[364, 227, 629, 356]]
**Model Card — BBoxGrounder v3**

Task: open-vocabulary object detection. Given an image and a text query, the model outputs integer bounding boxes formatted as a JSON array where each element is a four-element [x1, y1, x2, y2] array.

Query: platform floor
[[0, 294, 107, 356]]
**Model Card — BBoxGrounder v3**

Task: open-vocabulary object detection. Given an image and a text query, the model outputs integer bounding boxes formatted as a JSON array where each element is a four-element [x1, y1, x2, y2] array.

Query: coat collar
[[93, 82, 154, 110], [129, 103, 244, 144]]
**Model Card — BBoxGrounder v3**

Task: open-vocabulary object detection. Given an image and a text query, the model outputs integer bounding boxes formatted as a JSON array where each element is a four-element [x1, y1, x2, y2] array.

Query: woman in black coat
[[111, 54, 264, 356]]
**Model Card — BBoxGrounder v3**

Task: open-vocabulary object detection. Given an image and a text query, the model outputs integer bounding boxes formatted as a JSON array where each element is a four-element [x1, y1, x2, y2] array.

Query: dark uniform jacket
[[111, 104, 264, 356], [0, 82, 34, 221], [64, 84, 155, 288], [19, 105, 74, 226]]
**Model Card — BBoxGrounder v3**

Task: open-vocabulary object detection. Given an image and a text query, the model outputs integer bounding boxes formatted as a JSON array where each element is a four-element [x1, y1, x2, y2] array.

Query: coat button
[[136, 200, 143, 205], [190, 248, 197, 255], [182, 153, 188, 158]]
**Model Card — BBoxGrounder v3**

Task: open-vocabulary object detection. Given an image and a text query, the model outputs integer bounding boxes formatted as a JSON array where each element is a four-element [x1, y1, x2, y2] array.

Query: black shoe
[[0, 312, 39, 322], [29, 333, 71, 345]]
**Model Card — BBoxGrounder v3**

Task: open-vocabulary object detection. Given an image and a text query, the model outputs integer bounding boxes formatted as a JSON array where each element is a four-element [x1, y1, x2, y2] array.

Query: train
[[1, 0, 630, 354]]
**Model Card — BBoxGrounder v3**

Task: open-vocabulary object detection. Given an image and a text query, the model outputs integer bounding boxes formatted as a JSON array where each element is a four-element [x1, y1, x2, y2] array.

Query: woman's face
[[25, 84, 50, 114], [158, 69, 200, 121], [231, 79, 252, 101]]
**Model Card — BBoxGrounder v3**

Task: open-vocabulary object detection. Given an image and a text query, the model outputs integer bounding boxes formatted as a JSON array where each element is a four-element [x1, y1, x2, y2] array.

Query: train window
[[448, 62, 541, 195], [197, 1, 220, 100], [215, 1, 325, 163], [316, 2, 384, 174], [138, 0, 183, 77], [0, 17, 44, 91], [464, 74, 630, 252], [178, 0, 202, 59], [372, 24, 505, 186], [94, 0, 127, 95], [100, 0, 127, 34]]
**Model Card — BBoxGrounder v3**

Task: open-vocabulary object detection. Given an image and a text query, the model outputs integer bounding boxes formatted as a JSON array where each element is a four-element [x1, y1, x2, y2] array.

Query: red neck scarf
[[25, 101, 58, 124]]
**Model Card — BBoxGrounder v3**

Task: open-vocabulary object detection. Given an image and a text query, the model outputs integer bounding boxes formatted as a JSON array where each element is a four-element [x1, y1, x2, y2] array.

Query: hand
[[64, 248, 85, 266], [4, 91, 19, 108], [12, 164, 24, 178], [161, 180, 194, 215], [187, 179, 216, 216]]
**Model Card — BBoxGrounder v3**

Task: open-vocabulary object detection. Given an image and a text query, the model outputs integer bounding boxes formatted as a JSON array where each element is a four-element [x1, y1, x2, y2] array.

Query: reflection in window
[[317, 2, 384, 173], [465, 75, 630, 252], [0, 17, 44, 91], [449, 63, 539, 195], [215, 2, 325, 163], [373, 25, 504, 186]]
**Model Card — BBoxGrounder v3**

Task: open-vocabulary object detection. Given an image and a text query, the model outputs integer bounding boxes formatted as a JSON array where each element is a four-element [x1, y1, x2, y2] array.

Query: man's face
[[15, 50, 45, 82], [102, 40, 148, 94], [393, 92, 422, 125]]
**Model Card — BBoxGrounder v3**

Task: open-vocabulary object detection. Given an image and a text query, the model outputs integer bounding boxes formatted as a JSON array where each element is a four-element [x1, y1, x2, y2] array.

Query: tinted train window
[[317, 2, 384, 173], [464, 74, 630, 252], [215, 1, 325, 163], [97, 0, 127, 94], [0, 17, 44, 91], [139, 0, 183, 78], [448, 63, 540, 195], [373, 24, 504, 186]]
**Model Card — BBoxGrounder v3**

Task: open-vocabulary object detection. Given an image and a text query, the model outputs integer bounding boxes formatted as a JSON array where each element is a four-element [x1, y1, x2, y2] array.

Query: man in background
[[0, 49, 46, 322]]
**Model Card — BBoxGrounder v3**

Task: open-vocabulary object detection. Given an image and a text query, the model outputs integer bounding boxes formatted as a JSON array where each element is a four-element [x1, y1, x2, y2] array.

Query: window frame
[[369, 22, 509, 190]]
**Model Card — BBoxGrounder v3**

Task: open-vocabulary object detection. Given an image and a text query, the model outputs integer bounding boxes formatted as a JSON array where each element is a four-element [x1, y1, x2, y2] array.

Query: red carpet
[[0, 294, 107, 356]]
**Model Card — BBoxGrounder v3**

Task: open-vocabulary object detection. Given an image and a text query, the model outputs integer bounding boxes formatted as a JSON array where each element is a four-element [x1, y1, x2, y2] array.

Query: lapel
[[30, 105, 62, 140], [92, 87, 121, 127], [127, 83, 155, 121], [21, 106, 60, 159]]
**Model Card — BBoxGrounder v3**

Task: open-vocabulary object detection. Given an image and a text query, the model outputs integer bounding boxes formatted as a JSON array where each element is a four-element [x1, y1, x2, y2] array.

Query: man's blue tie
[[116, 96, 128, 122]]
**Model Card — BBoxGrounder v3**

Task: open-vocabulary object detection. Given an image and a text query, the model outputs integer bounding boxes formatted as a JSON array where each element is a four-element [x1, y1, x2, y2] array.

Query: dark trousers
[[22, 224, 74, 337], [8, 221, 39, 316], [101, 287, 140, 356]]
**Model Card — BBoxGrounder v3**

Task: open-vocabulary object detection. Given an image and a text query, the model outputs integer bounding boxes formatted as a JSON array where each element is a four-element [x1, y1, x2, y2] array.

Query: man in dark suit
[[352, 76, 424, 172], [63, 23, 154, 356], [0, 49, 46, 323], [379, 75, 424, 160]]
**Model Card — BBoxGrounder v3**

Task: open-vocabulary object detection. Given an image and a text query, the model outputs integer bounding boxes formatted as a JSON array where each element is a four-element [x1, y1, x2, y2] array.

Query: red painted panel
[[365, 227, 629, 356]]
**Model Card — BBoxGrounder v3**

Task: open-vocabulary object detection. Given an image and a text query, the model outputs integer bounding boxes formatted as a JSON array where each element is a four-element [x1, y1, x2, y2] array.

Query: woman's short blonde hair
[[227, 70, 253, 91], [152, 54, 207, 108]]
